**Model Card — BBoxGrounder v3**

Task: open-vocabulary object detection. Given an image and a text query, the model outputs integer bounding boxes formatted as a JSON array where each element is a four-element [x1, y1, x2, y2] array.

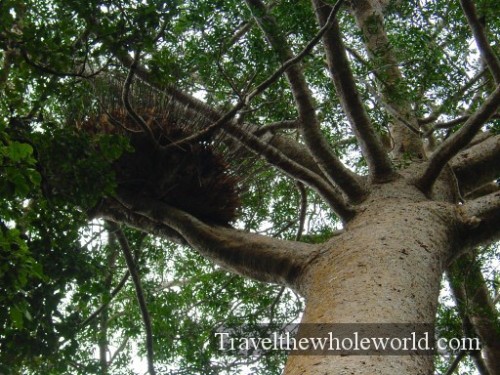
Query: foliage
[[1, 0, 499, 374]]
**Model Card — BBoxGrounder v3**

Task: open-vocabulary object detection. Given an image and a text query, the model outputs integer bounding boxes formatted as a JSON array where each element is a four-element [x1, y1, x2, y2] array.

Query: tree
[[1, 0, 499, 374]]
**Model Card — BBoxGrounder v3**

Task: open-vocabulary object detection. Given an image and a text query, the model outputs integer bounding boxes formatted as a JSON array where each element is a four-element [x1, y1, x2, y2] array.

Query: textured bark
[[350, 0, 425, 158], [459, 190, 500, 248], [283, 183, 460, 374], [99, 194, 318, 290], [451, 133, 500, 195], [313, 0, 394, 182]]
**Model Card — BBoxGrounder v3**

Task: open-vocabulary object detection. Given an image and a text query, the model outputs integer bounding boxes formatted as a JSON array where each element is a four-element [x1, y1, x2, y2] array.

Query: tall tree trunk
[[284, 185, 459, 374]]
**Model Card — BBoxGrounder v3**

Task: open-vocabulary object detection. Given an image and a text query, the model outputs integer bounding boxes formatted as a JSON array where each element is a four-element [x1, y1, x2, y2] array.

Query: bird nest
[[78, 107, 240, 225]]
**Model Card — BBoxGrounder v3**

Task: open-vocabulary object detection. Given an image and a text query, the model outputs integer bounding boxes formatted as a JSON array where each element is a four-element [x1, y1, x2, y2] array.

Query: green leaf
[[10, 170, 31, 196], [5, 141, 33, 162], [10, 305, 25, 329]]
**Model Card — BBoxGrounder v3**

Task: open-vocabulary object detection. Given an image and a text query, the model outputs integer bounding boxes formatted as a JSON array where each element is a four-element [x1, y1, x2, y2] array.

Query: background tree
[[1, 0, 500, 374]]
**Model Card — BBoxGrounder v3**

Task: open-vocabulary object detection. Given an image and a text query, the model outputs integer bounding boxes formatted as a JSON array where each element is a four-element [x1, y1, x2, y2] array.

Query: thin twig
[[121, 51, 157, 143], [21, 49, 108, 79], [109, 336, 130, 366], [222, 1, 279, 52], [80, 271, 130, 328], [419, 69, 487, 126], [268, 286, 285, 323], [423, 116, 470, 136]]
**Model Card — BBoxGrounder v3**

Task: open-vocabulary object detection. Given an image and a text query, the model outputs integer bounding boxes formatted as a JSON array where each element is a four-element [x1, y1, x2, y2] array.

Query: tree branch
[[99, 229, 117, 374], [459, 190, 500, 248], [460, 0, 500, 84], [245, 0, 367, 202], [92, 199, 188, 245], [109, 336, 130, 366], [80, 270, 130, 329], [243, 122, 326, 178], [85, 10, 360, 215], [350, 0, 425, 158], [111, 194, 319, 292], [223, 122, 356, 220], [312, 0, 394, 182], [443, 350, 467, 375], [451, 133, 500, 195], [167, 14, 358, 150], [85, 14, 345, 194], [423, 116, 470, 137], [465, 183, 499, 201], [416, 85, 500, 194], [108, 224, 156, 375], [251, 119, 299, 136], [448, 252, 500, 375], [419, 68, 487, 127], [222, 2, 279, 53], [121, 51, 157, 143], [295, 182, 307, 241]]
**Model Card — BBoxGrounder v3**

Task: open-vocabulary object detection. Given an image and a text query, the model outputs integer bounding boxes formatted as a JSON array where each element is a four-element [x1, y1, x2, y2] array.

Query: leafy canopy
[[1, 0, 499, 373]]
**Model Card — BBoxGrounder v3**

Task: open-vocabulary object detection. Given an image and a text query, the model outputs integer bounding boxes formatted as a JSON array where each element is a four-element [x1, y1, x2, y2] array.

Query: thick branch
[[465, 183, 499, 201], [460, 0, 500, 84], [459, 190, 500, 248], [94, 199, 188, 245], [350, 0, 424, 157], [312, 0, 394, 182], [417, 85, 500, 194], [451, 133, 500, 195], [112, 194, 318, 292], [246, 0, 367, 202]]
